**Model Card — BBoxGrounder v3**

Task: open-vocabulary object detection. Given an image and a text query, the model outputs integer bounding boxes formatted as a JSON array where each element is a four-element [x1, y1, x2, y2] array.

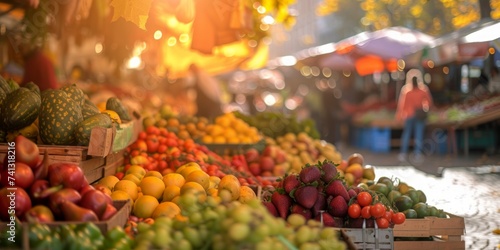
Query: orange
[[122, 174, 141, 185], [98, 176, 120, 191], [114, 180, 139, 200], [202, 135, 214, 144], [133, 195, 159, 219], [144, 171, 163, 180], [126, 165, 147, 179], [162, 173, 185, 188], [178, 166, 201, 179], [180, 182, 206, 196], [163, 185, 181, 202], [217, 175, 241, 201], [185, 170, 210, 190], [167, 118, 180, 127], [151, 202, 181, 219], [213, 136, 226, 144], [110, 190, 134, 207], [139, 176, 166, 200]]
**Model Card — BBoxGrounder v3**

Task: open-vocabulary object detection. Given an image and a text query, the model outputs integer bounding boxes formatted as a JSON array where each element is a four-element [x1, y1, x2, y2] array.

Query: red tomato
[[370, 203, 386, 218], [376, 217, 390, 229], [357, 191, 373, 207], [146, 126, 160, 135], [138, 131, 147, 140], [361, 205, 372, 219], [392, 212, 406, 225], [383, 210, 393, 223], [348, 204, 361, 219]]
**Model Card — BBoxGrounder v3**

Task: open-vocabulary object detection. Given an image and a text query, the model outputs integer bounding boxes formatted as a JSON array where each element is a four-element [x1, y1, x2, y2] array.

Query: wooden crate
[[340, 227, 394, 250], [0, 200, 132, 250], [393, 213, 465, 250]]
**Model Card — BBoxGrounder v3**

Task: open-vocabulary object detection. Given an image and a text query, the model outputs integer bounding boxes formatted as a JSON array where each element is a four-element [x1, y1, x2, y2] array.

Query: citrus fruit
[[162, 173, 185, 188], [368, 183, 389, 197], [387, 190, 402, 203], [185, 170, 210, 190], [416, 190, 427, 203], [98, 176, 120, 191], [238, 186, 257, 204], [151, 202, 181, 219], [179, 167, 201, 179], [122, 174, 141, 185], [126, 165, 147, 179], [111, 190, 134, 207], [139, 176, 166, 200], [406, 190, 420, 206], [144, 171, 163, 179], [176, 162, 201, 174], [208, 176, 221, 189], [133, 195, 159, 219], [163, 185, 181, 202], [394, 195, 413, 212], [180, 182, 206, 196], [114, 180, 139, 200], [397, 182, 412, 195], [218, 175, 241, 201]]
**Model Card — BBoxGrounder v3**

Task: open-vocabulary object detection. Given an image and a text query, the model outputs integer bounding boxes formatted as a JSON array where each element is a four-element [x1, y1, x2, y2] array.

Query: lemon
[[151, 202, 181, 219], [133, 195, 159, 219], [98, 176, 120, 191], [114, 180, 139, 200], [180, 182, 206, 195], [139, 176, 166, 200], [238, 186, 257, 204], [162, 173, 185, 188], [178, 166, 201, 179]]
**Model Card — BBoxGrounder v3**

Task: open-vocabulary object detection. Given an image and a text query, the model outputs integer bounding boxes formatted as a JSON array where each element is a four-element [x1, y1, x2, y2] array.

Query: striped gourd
[[60, 83, 85, 107], [106, 97, 131, 121], [39, 89, 83, 145], [82, 99, 101, 120], [0, 87, 41, 130], [74, 113, 112, 146]]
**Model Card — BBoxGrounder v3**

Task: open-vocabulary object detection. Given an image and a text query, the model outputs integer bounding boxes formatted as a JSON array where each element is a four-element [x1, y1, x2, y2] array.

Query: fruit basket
[[339, 220, 394, 250], [87, 117, 142, 157], [393, 213, 465, 250]]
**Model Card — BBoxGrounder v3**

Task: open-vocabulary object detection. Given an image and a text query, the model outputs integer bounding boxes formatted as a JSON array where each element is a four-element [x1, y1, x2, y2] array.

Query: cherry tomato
[[370, 203, 386, 218], [357, 191, 373, 207], [376, 217, 390, 229], [348, 203, 361, 219], [392, 212, 406, 225], [361, 205, 372, 219]]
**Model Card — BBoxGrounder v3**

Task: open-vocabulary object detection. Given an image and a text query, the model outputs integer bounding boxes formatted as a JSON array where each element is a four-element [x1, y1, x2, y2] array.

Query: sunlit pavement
[[375, 166, 500, 250]]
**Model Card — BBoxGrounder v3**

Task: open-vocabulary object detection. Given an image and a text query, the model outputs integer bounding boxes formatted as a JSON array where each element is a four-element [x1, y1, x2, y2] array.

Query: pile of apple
[[0, 135, 117, 223], [265, 132, 342, 174], [243, 145, 289, 177]]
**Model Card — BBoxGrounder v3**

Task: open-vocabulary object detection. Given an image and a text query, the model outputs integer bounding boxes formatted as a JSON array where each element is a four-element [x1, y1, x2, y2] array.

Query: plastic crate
[[369, 127, 391, 153], [458, 128, 497, 150]]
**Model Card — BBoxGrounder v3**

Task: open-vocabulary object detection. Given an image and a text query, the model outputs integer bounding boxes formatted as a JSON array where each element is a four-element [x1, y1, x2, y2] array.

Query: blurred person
[[20, 44, 59, 91], [186, 64, 223, 120], [396, 76, 433, 162]]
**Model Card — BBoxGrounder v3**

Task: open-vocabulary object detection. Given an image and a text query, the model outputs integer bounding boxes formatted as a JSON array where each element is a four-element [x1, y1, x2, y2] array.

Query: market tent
[[296, 26, 434, 75], [406, 19, 500, 67]]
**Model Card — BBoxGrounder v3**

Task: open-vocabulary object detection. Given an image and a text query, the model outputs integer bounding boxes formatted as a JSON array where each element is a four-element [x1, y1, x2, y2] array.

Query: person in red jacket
[[396, 76, 433, 163], [21, 46, 59, 91]]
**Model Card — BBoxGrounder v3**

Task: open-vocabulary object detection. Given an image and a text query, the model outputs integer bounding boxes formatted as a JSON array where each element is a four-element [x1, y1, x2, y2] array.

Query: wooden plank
[[0, 144, 87, 158], [394, 239, 465, 250], [393, 213, 465, 238]]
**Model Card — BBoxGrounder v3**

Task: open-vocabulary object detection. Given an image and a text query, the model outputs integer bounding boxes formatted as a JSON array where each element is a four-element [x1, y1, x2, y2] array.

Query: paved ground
[[338, 145, 500, 250]]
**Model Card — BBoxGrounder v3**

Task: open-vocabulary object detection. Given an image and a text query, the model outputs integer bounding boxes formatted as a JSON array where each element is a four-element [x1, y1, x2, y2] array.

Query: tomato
[[361, 205, 372, 219], [370, 203, 386, 218], [348, 203, 361, 219], [138, 131, 147, 140], [392, 212, 406, 225], [376, 217, 390, 229], [357, 191, 373, 207], [383, 210, 393, 223]]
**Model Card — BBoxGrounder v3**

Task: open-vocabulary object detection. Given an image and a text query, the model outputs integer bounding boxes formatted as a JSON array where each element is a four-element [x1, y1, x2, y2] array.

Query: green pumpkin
[[39, 89, 83, 145], [60, 83, 85, 107], [74, 113, 113, 146], [106, 97, 131, 121], [0, 87, 41, 130]]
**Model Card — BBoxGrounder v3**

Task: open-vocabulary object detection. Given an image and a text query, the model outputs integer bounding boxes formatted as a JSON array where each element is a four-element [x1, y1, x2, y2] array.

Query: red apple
[[275, 150, 287, 164], [14, 135, 40, 168], [100, 203, 118, 221], [244, 148, 260, 163], [146, 135, 160, 153], [25, 205, 55, 223], [0, 162, 34, 189], [79, 190, 108, 218], [248, 162, 261, 176], [0, 187, 32, 221], [262, 146, 277, 157], [259, 156, 275, 172]]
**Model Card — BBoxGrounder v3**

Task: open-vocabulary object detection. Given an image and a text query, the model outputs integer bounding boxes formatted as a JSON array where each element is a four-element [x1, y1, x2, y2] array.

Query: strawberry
[[293, 185, 318, 209], [320, 161, 338, 183], [271, 191, 292, 219], [325, 179, 350, 202], [311, 191, 327, 218], [290, 204, 312, 220], [348, 189, 357, 199], [299, 165, 321, 184], [315, 212, 343, 227], [262, 201, 278, 217], [283, 174, 300, 194], [328, 195, 348, 218]]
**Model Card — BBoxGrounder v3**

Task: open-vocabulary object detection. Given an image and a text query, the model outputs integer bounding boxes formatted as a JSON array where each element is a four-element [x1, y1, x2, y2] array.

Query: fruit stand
[[0, 84, 471, 249]]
